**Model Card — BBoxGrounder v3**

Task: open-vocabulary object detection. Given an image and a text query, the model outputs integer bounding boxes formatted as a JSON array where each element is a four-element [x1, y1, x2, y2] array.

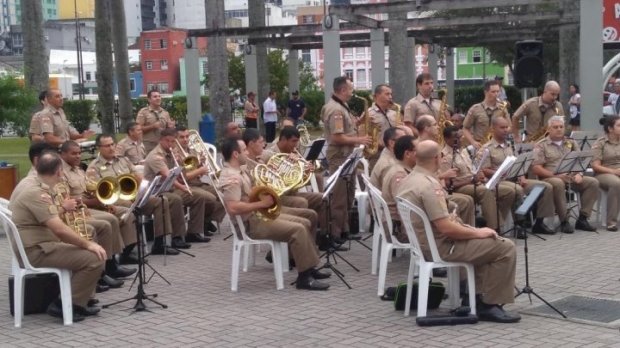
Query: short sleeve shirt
[[477, 138, 513, 171], [382, 161, 411, 222], [143, 144, 174, 182], [116, 136, 146, 165], [403, 94, 443, 124], [87, 155, 137, 180], [513, 97, 565, 142], [9, 175, 61, 249], [440, 145, 474, 177], [591, 136, 620, 170], [38, 106, 78, 141], [463, 102, 510, 142], [136, 106, 173, 145], [321, 96, 356, 159], [61, 160, 89, 197], [29, 110, 45, 137], [368, 103, 400, 147], [218, 164, 253, 221], [244, 100, 259, 119], [369, 148, 396, 188], [533, 137, 578, 172], [287, 98, 306, 120]]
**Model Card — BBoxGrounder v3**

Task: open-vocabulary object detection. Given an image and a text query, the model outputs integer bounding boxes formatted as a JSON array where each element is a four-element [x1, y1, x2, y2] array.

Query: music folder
[[304, 138, 326, 162], [485, 156, 516, 190]]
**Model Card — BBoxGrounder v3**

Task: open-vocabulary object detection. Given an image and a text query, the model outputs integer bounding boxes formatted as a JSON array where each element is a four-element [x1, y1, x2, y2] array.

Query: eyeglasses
[[99, 143, 115, 148]]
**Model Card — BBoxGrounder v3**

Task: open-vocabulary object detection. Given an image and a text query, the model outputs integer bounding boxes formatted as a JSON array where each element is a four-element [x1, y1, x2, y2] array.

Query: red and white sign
[[604, 0, 620, 42]]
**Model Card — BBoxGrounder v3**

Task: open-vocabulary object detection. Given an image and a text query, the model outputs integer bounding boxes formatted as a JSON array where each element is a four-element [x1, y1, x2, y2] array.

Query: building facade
[[45, 18, 96, 52], [56, 0, 94, 19]]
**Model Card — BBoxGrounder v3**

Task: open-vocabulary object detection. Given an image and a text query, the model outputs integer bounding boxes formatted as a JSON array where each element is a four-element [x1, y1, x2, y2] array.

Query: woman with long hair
[[591, 115, 620, 231]]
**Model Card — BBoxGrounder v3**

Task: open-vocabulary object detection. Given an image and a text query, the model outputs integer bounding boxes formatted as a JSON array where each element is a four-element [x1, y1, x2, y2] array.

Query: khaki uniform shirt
[[29, 110, 45, 138], [403, 94, 443, 124], [513, 97, 565, 141], [218, 163, 253, 221], [368, 103, 400, 147], [477, 138, 513, 170], [143, 144, 175, 182], [87, 155, 137, 180], [369, 148, 396, 188], [464, 102, 510, 142], [61, 160, 89, 198], [38, 105, 78, 142], [9, 175, 61, 250], [398, 166, 450, 256], [440, 145, 475, 178], [533, 137, 578, 173], [382, 161, 411, 221], [116, 136, 146, 165], [592, 135, 620, 169], [321, 96, 357, 159], [136, 106, 173, 145]]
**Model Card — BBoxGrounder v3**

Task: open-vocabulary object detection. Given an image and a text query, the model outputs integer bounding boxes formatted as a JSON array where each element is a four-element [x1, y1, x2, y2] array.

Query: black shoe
[[432, 268, 447, 278], [311, 268, 332, 280], [575, 216, 596, 232], [118, 253, 140, 265], [607, 225, 618, 232], [99, 275, 124, 289], [150, 244, 180, 255], [265, 251, 273, 264], [515, 230, 527, 239], [171, 237, 192, 249], [532, 222, 556, 235], [477, 304, 521, 323], [73, 304, 100, 317], [185, 233, 211, 243], [46, 300, 85, 322], [107, 265, 137, 279], [318, 240, 349, 252], [203, 230, 215, 237], [95, 284, 109, 293], [342, 232, 361, 241], [296, 275, 330, 291], [87, 298, 99, 307], [206, 221, 218, 232], [560, 220, 574, 234]]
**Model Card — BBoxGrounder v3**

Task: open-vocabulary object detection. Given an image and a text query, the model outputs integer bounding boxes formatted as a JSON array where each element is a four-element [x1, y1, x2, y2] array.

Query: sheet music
[[485, 156, 516, 190], [473, 148, 489, 175], [153, 167, 182, 195]]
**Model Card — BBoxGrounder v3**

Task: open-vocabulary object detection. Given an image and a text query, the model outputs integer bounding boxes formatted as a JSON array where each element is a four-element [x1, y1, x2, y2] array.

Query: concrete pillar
[[579, 0, 602, 131], [388, 6, 408, 105], [184, 37, 201, 131], [446, 47, 455, 110], [427, 44, 438, 80], [405, 37, 415, 102], [245, 45, 258, 98], [322, 14, 340, 102], [370, 28, 385, 88], [288, 49, 300, 93], [559, 0, 579, 118]]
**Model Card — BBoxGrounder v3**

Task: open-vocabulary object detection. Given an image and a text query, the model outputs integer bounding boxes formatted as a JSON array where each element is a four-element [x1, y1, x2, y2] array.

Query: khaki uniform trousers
[[295, 191, 327, 233], [596, 174, 620, 226], [281, 195, 308, 209], [543, 177, 599, 221], [117, 196, 171, 238], [88, 209, 125, 255], [162, 191, 187, 238], [327, 156, 355, 237], [437, 237, 516, 305], [455, 183, 515, 229], [197, 183, 226, 223], [175, 187, 207, 236], [511, 179, 555, 218], [26, 243, 106, 307], [282, 206, 319, 241], [248, 213, 319, 272], [448, 193, 475, 226]]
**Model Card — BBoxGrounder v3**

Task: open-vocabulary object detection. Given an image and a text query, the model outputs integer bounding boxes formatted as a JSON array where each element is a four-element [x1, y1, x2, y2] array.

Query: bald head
[[541, 80, 560, 105], [415, 140, 440, 167], [415, 115, 437, 135], [226, 122, 241, 139], [544, 80, 560, 91]]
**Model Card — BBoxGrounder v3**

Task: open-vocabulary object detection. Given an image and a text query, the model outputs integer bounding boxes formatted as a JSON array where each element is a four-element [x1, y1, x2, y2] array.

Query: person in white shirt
[[263, 90, 279, 143], [568, 84, 581, 130], [608, 79, 620, 115]]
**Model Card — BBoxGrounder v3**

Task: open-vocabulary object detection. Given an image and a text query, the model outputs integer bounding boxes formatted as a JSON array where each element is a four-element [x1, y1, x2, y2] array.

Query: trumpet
[[52, 181, 93, 240]]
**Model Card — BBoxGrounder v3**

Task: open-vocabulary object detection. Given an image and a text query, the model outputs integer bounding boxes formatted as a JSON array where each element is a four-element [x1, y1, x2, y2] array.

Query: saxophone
[[528, 105, 558, 142], [436, 89, 453, 146], [390, 101, 402, 126], [52, 181, 93, 240], [481, 100, 508, 146], [353, 94, 379, 158]]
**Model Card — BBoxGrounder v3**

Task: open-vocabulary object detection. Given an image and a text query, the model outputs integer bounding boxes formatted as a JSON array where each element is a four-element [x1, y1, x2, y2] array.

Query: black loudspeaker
[[514, 40, 544, 88], [8, 274, 60, 316]]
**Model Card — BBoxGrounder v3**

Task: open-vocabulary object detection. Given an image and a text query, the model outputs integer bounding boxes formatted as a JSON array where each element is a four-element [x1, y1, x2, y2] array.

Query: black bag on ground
[[394, 280, 445, 311], [8, 274, 60, 316]]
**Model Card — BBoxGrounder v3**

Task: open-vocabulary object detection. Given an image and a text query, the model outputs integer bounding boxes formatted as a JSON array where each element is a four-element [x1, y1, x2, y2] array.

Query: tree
[[110, 0, 132, 133], [228, 53, 246, 94], [21, 0, 48, 93], [299, 62, 319, 93], [0, 75, 37, 137], [95, 0, 115, 133], [268, 49, 288, 97]]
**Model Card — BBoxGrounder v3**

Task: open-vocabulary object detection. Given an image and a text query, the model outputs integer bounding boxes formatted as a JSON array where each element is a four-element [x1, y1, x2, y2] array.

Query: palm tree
[[21, 0, 48, 92], [111, 0, 132, 133], [95, 0, 115, 133]]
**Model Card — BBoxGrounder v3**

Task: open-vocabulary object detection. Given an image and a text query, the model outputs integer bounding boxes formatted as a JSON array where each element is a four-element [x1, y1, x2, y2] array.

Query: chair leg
[[231, 243, 241, 292], [271, 244, 284, 290], [14, 274, 24, 328], [466, 266, 477, 315], [377, 244, 392, 296], [417, 265, 431, 318], [371, 231, 381, 275], [58, 271, 73, 325], [447, 267, 460, 308], [404, 256, 417, 317], [280, 243, 289, 273]]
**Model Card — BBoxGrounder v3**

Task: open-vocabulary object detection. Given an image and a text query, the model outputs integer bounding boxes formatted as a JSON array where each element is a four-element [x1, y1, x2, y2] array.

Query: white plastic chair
[[361, 175, 412, 296], [212, 187, 287, 291], [396, 197, 476, 318], [0, 207, 74, 327], [355, 158, 370, 233], [0, 197, 8, 235]]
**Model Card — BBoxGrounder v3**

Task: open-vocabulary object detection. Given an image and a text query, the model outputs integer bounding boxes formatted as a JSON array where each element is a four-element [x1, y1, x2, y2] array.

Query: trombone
[[170, 143, 194, 196]]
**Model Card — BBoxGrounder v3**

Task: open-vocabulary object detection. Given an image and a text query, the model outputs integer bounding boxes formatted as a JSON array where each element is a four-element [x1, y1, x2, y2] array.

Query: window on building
[[356, 69, 366, 87], [458, 50, 467, 64], [145, 61, 153, 70], [160, 39, 167, 49], [385, 68, 389, 83], [160, 59, 168, 70], [301, 49, 311, 64], [344, 69, 353, 81], [146, 83, 155, 92], [158, 83, 169, 94], [47, 9, 52, 15], [343, 48, 353, 59], [355, 48, 365, 59], [384, 46, 389, 59], [472, 49, 481, 63], [144, 39, 151, 50], [130, 78, 136, 92], [302, 15, 314, 24], [202, 61, 208, 74], [85, 71, 91, 81]]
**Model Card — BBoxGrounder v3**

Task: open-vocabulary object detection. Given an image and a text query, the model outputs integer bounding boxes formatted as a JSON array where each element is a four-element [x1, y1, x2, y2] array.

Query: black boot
[[295, 269, 330, 291], [105, 259, 136, 279], [532, 219, 555, 235], [150, 237, 180, 255], [575, 215, 596, 232]]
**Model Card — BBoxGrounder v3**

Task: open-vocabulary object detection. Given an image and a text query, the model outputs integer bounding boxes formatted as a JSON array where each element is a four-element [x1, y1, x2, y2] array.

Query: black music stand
[[553, 150, 595, 232], [514, 143, 533, 155], [570, 131, 601, 151], [103, 177, 168, 312], [472, 148, 490, 227], [514, 184, 567, 318], [485, 155, 516, 234]]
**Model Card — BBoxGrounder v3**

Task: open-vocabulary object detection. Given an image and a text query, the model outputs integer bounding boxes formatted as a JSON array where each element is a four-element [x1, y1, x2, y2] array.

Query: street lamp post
[[74, 0, 84, 100]]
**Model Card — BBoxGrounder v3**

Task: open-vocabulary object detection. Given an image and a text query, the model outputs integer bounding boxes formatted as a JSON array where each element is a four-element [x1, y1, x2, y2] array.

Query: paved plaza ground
[[1, 221, 620, 347]]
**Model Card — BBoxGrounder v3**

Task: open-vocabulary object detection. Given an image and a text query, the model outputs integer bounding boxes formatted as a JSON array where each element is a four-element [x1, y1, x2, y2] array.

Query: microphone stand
[[447, 139, 458, 195]]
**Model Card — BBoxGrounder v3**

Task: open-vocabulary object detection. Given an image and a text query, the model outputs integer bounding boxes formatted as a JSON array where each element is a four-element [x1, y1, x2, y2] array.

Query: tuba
[[52, 182, 93, 240], [436, 89, 453, 146], [353, 94, 379, 158]]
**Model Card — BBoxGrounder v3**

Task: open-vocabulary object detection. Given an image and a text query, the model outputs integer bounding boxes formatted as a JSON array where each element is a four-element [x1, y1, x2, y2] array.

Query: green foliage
[[129, 96, 210, 125], [268, 49, 289, 99], [299, 90, 325, 127], [228, 54, 246, 94], [453, 85, 522, 114], [0, 75, 37, 137], [64, 100, 96, 133], [299, 62, 319, 93]]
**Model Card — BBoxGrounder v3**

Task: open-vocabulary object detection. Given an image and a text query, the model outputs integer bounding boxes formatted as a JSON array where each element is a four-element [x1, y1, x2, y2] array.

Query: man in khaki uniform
[[38, 89, 94, 147], [9, 152, 107, 320], [218, 138, 330, 290], [136, 90, 176, 154], [398, 140, 520, 323], [591, 116, 620, 231], [116, 122, 146, 165], [143, 128, 208, 248], [532, 116, 599, 233], [440, 127, 516, 230], [176, 126, 225, 234], [59, 141, 136, 282], [322, 76, 371, 241], [369, 127, 406, 189], [403, 73, 449, 135], [28, 90, 48, 143], [463, 80, 510, 149], [512, 80, 564, 143], [477, 116, 555, 236], [88, 134, 180, 258]]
